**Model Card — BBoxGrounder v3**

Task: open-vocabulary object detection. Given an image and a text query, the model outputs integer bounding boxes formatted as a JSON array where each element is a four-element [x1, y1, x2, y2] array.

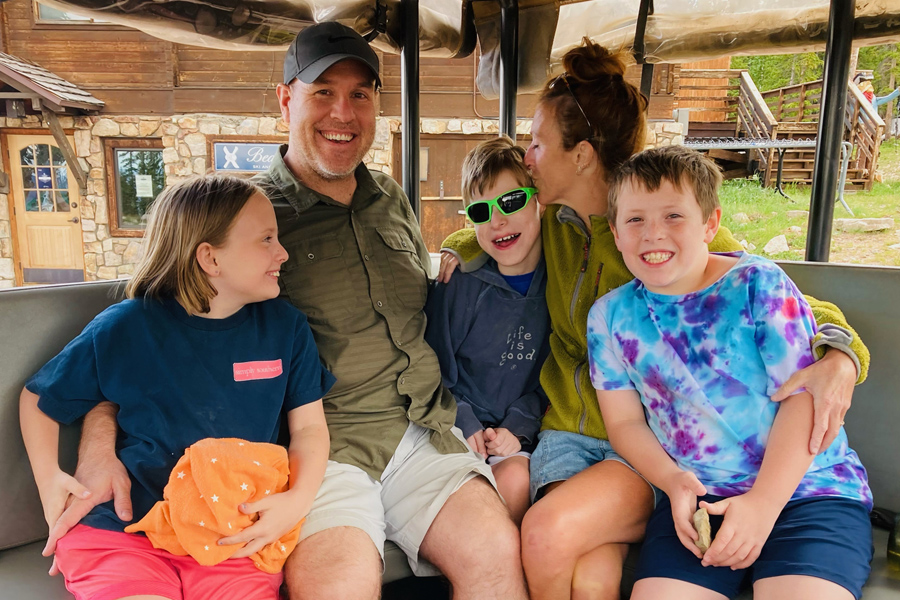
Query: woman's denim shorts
[[529, 429, 663, 506]]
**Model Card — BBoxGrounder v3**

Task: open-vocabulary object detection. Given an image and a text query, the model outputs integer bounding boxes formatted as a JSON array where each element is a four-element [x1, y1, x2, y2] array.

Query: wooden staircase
[[676, 71, 885, 191]]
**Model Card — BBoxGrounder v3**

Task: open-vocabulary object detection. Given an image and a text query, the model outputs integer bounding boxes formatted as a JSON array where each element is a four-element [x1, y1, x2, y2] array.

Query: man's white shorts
[[299, 422, 498, 576]]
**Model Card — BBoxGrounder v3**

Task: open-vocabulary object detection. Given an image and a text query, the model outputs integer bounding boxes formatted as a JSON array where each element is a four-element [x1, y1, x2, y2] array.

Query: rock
[[732, 212, 751, 224], [888, 243, 900, 250], [96, 266, 118, 280], [120, 123, 139, 137], [787, 210, 809, 219], [462, 120, 482, 134], [740, 239, 748, 248], [258, 117, 277, 136], [139, 119, 161, 137], [184, 133, 207, 156], [693, 507, 711, 554], [788, 226, 802, 234], [75, 130, 92, 157], [421, 119, 446, 135], [177, 117, 198, 130], [123, 241, 143, 264], [834, 218, 895, 233], [91, 119, 120, 136], [236, 119, 259, 136], [447, 119, 462, 132], [763, 235, 789, 255]]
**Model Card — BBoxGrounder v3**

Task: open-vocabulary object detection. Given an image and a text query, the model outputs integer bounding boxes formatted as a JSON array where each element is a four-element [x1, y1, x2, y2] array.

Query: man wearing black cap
[[48, 22, 526, 600], [256, 22, 528, 600]]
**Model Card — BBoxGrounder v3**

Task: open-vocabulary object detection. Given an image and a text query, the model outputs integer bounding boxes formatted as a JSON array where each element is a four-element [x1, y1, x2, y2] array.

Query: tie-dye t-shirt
[[587, 252, 872, 508]]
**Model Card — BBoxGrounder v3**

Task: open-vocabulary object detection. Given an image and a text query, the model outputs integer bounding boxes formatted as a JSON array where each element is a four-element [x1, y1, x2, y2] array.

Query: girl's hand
[[661, 470, 707, 558], [483, 428, 521, 457], [700, 492, 781, 569], [437, 252, 459, 284], [219, 491, 306, 559], [466, 430, 486, 458], [772, 348, 856, 454], [38, 470, 91, 532]]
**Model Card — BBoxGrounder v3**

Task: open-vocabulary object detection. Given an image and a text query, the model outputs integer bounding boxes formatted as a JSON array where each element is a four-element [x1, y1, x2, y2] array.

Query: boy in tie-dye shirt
[[586, 146, 872, 600]]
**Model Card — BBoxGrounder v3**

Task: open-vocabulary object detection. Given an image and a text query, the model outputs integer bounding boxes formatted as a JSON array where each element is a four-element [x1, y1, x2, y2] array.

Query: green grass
[[719, 140, 900, 265]]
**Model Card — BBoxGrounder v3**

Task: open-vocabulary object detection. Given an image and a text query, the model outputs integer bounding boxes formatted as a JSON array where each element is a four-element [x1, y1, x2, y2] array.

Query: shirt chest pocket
[[376, 227, 428, 311], [281, 237, 360, 322]]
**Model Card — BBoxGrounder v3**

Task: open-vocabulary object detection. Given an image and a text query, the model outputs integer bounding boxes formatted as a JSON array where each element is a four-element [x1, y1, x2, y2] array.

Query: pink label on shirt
[[233, 360, 283, 382]]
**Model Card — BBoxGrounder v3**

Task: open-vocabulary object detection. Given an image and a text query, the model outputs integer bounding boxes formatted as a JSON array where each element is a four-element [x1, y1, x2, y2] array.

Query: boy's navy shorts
[[635, 494, 873, 599]]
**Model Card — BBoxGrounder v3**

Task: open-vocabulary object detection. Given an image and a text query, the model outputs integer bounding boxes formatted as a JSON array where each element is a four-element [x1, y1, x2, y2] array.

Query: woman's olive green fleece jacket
[[442, 205, 869, 442]]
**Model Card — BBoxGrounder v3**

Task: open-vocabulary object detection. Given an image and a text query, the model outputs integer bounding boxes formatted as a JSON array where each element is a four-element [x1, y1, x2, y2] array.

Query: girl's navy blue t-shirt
[[27, 297, 335, 533]]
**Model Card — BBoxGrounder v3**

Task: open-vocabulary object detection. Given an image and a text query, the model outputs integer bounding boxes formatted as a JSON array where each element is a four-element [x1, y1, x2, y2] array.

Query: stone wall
[[0, 114, 681, 287]]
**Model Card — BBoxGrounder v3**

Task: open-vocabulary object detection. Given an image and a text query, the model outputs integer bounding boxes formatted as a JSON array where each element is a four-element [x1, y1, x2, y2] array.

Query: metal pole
[[806, 0, 855, 262], [401, 0, 420, 220], [499, 0, 519, 139]]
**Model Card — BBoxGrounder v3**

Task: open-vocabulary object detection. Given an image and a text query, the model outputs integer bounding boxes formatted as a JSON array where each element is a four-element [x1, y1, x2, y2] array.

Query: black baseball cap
[[284, 22, 381, 88]]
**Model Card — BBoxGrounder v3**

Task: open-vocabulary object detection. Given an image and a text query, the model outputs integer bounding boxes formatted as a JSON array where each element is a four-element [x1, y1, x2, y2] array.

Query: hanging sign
[[213, 143, 282, 172]]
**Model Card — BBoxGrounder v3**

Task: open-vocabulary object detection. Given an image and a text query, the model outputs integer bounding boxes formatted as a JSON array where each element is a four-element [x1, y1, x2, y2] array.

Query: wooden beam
[[41, 106, 88, 194]]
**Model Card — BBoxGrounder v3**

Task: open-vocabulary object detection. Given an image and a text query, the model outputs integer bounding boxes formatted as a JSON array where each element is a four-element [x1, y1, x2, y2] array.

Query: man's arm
[[701, 392, 816, 569], [43, 401, 132, 558]]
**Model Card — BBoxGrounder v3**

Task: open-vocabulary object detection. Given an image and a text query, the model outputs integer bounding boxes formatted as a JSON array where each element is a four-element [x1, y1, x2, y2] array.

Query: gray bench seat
[[2, 260, 900, 598]]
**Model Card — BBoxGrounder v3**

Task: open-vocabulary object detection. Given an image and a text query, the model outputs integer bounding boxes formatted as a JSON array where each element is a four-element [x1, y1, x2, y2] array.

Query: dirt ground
[[826, 142, 900, 266]]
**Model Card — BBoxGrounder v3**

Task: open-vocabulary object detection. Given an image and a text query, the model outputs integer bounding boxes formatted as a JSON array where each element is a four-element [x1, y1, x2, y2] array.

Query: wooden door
[[394, 134, 530, 253], [8, 135, 85, 284]]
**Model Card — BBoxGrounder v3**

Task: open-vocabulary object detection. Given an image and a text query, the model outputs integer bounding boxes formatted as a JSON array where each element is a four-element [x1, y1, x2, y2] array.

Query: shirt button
[[400, 377, 406, 385], [307, 253, 315, 260], [376, 301, 383, 307], [401, 241, 407, 248], [396, 340, 402, 346], [364, 254, 370, 261]]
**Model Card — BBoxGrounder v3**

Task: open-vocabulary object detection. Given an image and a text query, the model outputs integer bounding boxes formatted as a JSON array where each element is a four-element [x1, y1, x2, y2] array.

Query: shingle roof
[[0, 52, 104, 112]]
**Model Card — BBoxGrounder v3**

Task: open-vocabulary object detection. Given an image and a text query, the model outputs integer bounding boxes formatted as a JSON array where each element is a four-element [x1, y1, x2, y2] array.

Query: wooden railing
[[762, 81, 823, 123], [846, 83, 885, 190], [678, 69, 777, 170]]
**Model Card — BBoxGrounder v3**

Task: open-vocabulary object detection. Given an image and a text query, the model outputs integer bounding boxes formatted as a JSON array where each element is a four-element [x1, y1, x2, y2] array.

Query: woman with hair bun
[[439, 38, 866, 599]]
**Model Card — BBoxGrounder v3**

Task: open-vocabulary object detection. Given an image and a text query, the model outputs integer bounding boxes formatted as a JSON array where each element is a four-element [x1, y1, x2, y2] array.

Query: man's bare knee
[[285, 527, 382, 600]]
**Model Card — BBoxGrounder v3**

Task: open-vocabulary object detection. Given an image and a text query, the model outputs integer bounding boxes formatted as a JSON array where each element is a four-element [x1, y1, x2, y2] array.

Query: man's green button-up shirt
[[254, 147, 467, 480]]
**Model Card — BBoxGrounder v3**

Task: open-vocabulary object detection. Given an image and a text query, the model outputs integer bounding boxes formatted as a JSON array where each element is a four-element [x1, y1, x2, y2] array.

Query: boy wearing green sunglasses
[[424, 136, 549, 526]]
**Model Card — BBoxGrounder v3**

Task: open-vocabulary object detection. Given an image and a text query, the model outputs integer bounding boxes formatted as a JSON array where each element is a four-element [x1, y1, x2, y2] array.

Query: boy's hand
[[466, 430, 486, 458], [219, 491, 306, 559], [661, 470, 707, 559], [483, 428, 521, 457], [437, 252, 459, 284], [700, 492, 781, 569]]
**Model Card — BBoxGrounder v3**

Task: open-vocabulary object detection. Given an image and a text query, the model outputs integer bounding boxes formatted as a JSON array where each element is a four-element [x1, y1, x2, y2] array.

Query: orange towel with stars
[[124, 437, 303, 573]]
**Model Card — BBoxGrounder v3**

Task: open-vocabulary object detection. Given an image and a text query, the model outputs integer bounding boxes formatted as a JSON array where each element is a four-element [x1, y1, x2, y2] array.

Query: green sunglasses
[[465, 187, 537, 224]]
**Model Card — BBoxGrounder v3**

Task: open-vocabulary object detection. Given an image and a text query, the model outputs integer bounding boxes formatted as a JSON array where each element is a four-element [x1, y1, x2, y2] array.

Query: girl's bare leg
[[521, 461, 654, 600]]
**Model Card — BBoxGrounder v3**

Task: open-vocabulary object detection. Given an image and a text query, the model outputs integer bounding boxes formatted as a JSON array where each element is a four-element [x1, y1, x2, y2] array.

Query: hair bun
[[564, 37, 627, 84]]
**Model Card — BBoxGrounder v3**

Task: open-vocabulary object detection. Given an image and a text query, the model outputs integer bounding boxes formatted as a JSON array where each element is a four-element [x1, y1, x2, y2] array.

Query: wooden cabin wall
[[678, 57, 732, 122]]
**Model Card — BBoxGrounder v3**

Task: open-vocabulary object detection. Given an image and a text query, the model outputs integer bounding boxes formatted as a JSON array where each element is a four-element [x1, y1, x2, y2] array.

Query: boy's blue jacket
[[424, 257, 550, 447]]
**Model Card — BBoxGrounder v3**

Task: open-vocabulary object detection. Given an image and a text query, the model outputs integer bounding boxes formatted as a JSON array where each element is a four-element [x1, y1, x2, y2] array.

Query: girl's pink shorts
[[55, 524, 283, 600]]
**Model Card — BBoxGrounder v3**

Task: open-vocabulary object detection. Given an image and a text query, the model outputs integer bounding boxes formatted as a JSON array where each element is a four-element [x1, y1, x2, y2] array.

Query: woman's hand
[[699, 492, 781, 569], [219, 491, 307, 559], [661, 470, 707, 558], [484, 428, 521, 457], [771, 348, 856, 454], [437, 251, 459, 284]]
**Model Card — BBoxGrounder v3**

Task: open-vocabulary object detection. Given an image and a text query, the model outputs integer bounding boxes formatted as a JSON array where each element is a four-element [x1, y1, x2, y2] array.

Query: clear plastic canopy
[[39, 0, 900, 95]]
